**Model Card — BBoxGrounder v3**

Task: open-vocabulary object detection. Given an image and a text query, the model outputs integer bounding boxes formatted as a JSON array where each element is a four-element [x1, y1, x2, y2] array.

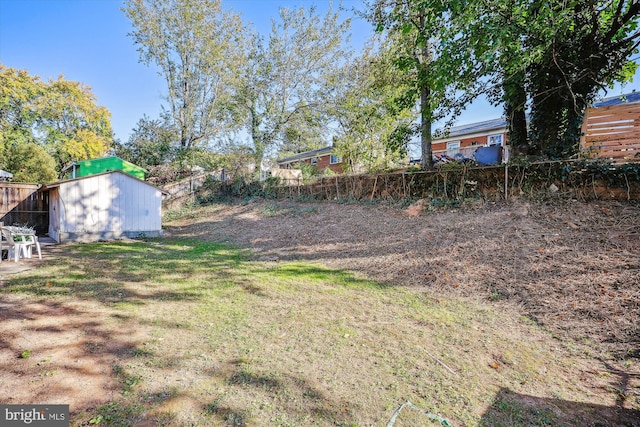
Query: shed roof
[[41, 170, 168, 195], [75, 156, 147, 171], [61, 156, 148, 176]]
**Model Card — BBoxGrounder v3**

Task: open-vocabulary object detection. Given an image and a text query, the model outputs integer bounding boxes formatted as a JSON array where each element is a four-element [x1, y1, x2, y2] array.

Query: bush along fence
[[199, 160, 640, 205]]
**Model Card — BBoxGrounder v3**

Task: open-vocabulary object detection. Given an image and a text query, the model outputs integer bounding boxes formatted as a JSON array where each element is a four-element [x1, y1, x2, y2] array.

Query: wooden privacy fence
[[271, 168, 303, 186], [0, 183, 49, 235], [581, 101, 640, 162]]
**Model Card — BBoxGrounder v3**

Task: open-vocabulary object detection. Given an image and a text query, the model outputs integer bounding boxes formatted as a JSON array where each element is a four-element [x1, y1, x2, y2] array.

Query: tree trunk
[[503, 70, 529, 155], [419, 34, 433, 170], [420, 82, 433, 170]]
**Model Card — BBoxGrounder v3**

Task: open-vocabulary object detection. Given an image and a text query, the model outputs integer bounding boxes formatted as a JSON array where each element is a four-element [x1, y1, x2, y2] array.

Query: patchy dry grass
[[0, 199, 639, 426]]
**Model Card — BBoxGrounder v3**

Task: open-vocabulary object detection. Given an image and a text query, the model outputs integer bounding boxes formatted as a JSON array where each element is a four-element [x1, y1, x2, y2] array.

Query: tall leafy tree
[[278, 111, 326, 159], [330, 37, 416, 173], [232, 5, 351, 175], [4, 143, 58, 183], [0, 64, 113, 177], [526, 0, 640, 157], [365, 0, 479, 169], [124, 0, 246, 151], [36, 77, 113, 169], [452, 0, 640, 157], [0, 66, 42, 149], [114, 113, 177, 168]]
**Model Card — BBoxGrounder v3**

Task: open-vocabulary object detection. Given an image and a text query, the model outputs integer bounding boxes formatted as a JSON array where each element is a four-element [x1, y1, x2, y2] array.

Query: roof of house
[[432, 91, 640, 141], [41, 170, 168, 194], [434, 117, 507, 141], [277, 146, 334, 164], [593, 91, 640, 107]]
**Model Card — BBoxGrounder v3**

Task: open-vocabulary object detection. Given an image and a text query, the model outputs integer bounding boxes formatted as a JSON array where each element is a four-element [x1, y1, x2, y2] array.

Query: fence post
[[504, 165, 509, 200]]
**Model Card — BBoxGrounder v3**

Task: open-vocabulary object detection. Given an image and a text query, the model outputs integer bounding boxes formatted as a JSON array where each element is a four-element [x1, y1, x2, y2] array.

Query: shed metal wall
[[49, 172, 163, 242]]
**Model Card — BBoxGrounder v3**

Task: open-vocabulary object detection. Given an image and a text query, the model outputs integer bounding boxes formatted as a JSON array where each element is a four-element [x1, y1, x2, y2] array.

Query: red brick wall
[[316, 155, 344, 173], [433, 133, 508, 153]]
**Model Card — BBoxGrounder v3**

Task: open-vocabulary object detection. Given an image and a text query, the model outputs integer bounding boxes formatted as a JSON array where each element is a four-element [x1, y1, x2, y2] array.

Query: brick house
[[431, 91, 640, 163], [277, 146, 345, 174], [432, 117, 509, 161]]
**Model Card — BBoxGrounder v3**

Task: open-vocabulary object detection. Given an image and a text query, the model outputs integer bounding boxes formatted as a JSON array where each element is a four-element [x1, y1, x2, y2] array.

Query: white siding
[[50, 172, 163, 242]]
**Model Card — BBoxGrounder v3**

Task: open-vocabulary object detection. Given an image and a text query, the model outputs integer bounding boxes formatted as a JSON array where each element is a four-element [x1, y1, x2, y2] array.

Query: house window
[[446, 141, 460, 154], [488, 134, 504, 146], [329, 154, 342, 164], [310, 157, 318, 165]]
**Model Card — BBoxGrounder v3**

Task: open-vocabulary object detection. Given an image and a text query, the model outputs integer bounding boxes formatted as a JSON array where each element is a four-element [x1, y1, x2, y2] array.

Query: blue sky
[[0, 0, 380, 144], [1, 0, 638, 145]]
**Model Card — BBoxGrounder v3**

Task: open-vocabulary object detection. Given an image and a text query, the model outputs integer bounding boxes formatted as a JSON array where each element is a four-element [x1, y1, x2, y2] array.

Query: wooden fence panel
[[0, 184, 49, 235], [580, 102, 640, 162], [161, 173, 210, 199]]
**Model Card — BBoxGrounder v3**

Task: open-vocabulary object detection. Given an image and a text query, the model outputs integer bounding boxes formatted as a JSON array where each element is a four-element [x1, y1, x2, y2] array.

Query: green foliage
[[232, 4, 351, 175], [365, 1, 483, 170], [114, 114, 176, 168], [221, 177, 278, 201], [0, 66, 42, 149], [39, 77, 113, 168], [88, 401, 144, 427], [330, 38, 414, 174], [297, 162, 322, 183], [124, 0, 246, 150], [4, 142, 58, 183], [0, 64, 114, 176], [452, 0, 640, 158]]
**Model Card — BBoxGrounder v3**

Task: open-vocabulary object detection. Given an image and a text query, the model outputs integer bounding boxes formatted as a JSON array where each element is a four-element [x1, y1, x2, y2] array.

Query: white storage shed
[[43, 171, 165, 243]]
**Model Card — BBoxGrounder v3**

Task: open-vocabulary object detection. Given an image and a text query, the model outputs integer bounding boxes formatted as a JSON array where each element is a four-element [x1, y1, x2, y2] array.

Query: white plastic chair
[[21, 234, 42, 260], [0, 228, 27, 262]]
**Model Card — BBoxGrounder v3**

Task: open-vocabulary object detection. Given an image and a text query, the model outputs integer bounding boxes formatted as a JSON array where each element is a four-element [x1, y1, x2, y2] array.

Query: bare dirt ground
[[167, 198, 640, 362]]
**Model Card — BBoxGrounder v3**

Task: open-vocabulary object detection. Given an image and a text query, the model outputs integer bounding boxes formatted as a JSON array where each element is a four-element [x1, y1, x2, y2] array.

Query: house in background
[[61, 156, 148, 180], [430, 91, 640, 164], [277, 146, 345, 174], [42, 170, 165, 243], [592, 90, 640, 107], [432, 117, 509, 161]]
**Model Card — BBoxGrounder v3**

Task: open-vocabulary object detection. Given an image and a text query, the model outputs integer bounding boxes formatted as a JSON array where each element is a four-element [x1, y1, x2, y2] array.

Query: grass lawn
[[0, 238, 633, 426]]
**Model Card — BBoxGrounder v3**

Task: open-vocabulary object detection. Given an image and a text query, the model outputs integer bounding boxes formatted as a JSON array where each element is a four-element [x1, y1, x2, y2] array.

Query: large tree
[[365, 0, 479, 169], [36, 76, 113, 169], [232, 5, 351, 175], [453, 0, 640, 158], [124, 0, 246, 151], [526, 0, 640, 157], [4, 143, 58, 183], [0, 64, 113, 177], [330, 37, 416, 173], [0, 66, 42, 149], [114, 113, 177, 169]]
